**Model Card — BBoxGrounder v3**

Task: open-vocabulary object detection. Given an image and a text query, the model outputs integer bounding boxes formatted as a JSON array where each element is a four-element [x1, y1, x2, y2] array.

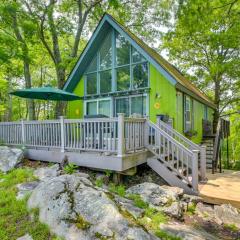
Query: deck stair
[[145, 120, 206, 194], [201, 138, 214, 169]]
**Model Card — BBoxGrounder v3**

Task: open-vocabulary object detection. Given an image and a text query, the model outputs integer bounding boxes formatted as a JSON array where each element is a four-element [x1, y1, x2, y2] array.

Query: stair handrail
[[146, 120, 199, 191], [157, 119, 201, 151], [212, 119, 222, 172]]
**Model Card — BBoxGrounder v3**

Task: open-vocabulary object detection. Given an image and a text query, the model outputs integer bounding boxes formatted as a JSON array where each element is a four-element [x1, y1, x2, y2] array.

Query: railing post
[[60, 116, 65, 153], [117, 113, 125, 157], [192, 150, 199, 192], [21, 119, 25, 146], [200, 145, 206, 181], [144, 118, 149, 147]]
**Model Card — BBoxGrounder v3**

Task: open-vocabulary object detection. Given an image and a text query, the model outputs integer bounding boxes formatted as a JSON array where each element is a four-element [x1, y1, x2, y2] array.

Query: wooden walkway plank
[[199, 170, 240, 208]]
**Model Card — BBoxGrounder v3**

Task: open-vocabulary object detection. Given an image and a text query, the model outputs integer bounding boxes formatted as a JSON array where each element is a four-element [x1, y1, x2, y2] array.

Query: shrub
[[63, 163, 78, 174], [109, 183, 126, 197], [95, 178, 104, 187], [127, 194, 148, 209]]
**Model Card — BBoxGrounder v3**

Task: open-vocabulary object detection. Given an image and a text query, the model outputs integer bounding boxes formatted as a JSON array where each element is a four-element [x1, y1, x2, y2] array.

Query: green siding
[[176, 91, 183, 134], [149, 64, 177, 126], [192, 100, 204, 143], [67, 77, 84, 119]]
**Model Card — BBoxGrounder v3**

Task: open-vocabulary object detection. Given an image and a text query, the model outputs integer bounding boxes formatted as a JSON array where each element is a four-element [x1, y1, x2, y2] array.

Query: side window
[[204, 105, 208, 120], [184, 96, 192, 132]]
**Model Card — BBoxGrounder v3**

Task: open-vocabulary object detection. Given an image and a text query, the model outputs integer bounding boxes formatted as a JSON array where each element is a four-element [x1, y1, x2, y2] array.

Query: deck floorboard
[[199, 170, 240, 208]]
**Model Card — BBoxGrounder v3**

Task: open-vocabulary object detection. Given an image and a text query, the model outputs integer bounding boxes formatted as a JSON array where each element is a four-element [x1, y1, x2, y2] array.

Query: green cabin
[[64, 13, 215, 144]]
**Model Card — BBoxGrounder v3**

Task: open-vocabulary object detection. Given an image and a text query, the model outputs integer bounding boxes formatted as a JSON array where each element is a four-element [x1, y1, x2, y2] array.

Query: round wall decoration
[[154, 102, 160, 109]]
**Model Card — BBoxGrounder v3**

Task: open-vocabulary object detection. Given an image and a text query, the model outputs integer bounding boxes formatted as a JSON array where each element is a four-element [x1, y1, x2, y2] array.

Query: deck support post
[[117, 113, 125, 157], [21, 119, 25, 146], [60, 116, 65, 153], [200, 145, 206, 181], [192, 150, 199, 192]]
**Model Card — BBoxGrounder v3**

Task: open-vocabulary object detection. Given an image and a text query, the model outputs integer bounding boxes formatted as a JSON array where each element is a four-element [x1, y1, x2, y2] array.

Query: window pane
[[132, 47, 146, 63], [86, 56, 97, 73], [100, 33, 112, 70], [99, 100, 111, 117], [131, 96, 146, 116], [86, 101, 97, 115], [100, 70, 112, 93], [116, 33, 130, 66], [133, 63, 148, 89], [86, 73, 97, 95], [115, 98, 129, 116], [116, 66, 130, 91]]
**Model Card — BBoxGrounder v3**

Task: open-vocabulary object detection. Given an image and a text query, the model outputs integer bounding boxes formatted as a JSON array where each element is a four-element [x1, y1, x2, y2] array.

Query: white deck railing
[[0, 114, 146, 155], [146, 120, 199, 191]]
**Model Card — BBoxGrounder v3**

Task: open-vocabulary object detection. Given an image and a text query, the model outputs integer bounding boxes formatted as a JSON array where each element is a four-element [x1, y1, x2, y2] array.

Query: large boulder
[[196, 202, 240, 228], [160, 222, 218, 240], [126, 183, 184, 218], [28, 175, 157, 240], [0, 146, 23, 172], [33, 164, 60, 181]]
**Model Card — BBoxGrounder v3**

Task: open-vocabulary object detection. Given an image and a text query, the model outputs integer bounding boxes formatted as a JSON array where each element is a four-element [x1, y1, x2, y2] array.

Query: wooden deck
[[199, 170, 240, 208]]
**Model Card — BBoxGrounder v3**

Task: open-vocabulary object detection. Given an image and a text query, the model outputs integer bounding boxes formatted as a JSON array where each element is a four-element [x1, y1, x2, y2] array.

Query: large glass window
[[99, 100, 111, 116], [99, 33, 112, 70], [86, 99, 111, 117], [86, 56, 97, 73], [132, 63, 148, 89], [131, 96, 146, 116], [116, 66, 130, 91], [116, 33, 130, 66], [132, 47, 146, 63], [115, 98, 129, 116], [115, 95, 147, 117], [100, 70, 112, 93], [86, 101, 97, 115], [86, 73, 97, 95], [84, 30, 149, 96]]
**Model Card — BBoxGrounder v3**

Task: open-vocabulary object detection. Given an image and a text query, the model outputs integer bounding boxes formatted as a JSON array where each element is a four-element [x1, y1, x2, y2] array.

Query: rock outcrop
[[0, 146, 23, 172], [28, 175, 158, 240]]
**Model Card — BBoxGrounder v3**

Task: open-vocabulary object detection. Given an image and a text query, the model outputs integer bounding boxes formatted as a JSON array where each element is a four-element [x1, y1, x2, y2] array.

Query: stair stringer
[[147, 157, 198, 195]]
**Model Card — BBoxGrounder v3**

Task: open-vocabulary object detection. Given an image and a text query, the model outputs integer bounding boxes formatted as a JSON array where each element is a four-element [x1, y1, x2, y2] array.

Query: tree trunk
[[24, 61, 35, 120], [55, 66, 66, 118], [213, 79, 220, 134]]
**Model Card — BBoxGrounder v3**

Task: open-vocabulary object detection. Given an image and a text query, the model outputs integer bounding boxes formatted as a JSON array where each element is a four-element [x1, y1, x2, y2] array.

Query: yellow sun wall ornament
[[154, 102, 160, 109]]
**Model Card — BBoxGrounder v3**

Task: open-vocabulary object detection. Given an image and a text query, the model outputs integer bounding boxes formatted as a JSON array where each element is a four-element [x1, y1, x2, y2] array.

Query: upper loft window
[[84, 30, 148, 96]]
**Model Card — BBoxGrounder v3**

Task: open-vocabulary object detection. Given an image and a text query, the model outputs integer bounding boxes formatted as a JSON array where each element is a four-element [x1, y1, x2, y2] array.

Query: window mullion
[[97, 51, 100, 94], [130, 45, 133, 89], [112, 30, 116, 92]]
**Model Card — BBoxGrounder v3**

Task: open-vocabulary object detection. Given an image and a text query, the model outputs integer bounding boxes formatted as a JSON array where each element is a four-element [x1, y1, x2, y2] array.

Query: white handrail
[[146, 120, 199, 191]]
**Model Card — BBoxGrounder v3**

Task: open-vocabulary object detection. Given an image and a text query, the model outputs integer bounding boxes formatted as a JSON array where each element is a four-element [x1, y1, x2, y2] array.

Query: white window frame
[[84, 97, 113, 117], [184, 95, 192, 132]]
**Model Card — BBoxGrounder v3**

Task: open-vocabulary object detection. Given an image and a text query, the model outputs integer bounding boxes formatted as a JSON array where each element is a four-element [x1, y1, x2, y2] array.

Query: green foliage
[[127, 194, 149, 209], [109, 183, 126, 197], [155, 230, 182, 240], [74, 215, 91, 230], [186, 203, 196, 215], [224, 223, 239, 232], [0, 168, 56, 240], [63, 163, 78, 174], [95, 178, 104, 188], [104, 170, 112, 178]]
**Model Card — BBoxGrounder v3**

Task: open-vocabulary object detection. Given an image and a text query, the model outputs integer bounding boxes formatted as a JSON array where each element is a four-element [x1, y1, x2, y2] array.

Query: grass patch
[[0, 168, 57, 240], [155, 230, 182, 240], [224, 223, 239, 232], [186, 203, 196, 215], [63, 163, 78, 174], [109, 183, 126, 197], [95, 178, 104, 188], [74, 215, 91, 230], [127, 194, 149, 209]]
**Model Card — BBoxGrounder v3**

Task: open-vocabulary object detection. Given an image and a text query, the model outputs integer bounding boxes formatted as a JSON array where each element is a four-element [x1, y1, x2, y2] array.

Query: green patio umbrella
[[10, 85, 81, 101]]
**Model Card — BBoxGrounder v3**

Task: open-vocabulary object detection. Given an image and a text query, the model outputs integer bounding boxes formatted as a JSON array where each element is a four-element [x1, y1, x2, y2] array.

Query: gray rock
[[196, 203, 240, 228], [28, 175, 157, 240], [74, 172, 90, 179], [114, 195, 145, 219], [17, 234, 33, 240], [160, 222, 218, 240], [34, 164, 60, 181], [17, 181, 39, 200], [163, 201, 183, 219], [0, 146, 23, 172], [126, 183, 183, 207]]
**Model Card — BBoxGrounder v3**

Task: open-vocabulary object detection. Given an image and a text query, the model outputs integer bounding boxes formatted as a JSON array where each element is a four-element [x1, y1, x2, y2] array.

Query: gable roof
[[64, 13, 215, 109]]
